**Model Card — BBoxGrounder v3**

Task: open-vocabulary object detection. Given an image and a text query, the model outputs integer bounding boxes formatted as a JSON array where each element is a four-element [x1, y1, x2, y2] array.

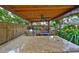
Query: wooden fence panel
[[0, 23, 7, 44], [0, 23, 27, 45]]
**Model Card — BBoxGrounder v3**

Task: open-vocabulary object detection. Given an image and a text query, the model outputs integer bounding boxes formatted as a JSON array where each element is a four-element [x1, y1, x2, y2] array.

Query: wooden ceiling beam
[[51, 5, 79, 20], [0, 5, 76, 22]]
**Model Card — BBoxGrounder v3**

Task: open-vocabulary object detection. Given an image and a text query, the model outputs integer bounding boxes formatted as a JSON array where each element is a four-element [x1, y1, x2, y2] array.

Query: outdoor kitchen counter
[[0, 35, 79, 53]]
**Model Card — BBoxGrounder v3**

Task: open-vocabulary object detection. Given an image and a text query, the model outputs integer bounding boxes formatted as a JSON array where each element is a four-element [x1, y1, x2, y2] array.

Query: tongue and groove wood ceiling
[[1, 5, 77, 22]]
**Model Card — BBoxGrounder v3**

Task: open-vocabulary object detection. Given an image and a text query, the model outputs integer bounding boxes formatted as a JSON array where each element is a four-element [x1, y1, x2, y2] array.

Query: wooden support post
[[48, 21, 50, 35], [31, 22, 35, 36], [31, 22, 33, 29]]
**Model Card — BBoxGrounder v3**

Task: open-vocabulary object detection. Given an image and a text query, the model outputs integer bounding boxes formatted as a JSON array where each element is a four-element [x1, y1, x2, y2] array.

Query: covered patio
[[0, 5, 79, 53]]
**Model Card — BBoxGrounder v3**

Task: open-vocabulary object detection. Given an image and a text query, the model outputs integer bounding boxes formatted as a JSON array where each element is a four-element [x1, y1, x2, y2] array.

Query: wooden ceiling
[[1, 5, 77, 22]]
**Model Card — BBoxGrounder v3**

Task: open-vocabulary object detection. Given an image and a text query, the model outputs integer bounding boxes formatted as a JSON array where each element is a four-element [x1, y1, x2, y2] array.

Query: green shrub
[[58, 25, 79, 45]]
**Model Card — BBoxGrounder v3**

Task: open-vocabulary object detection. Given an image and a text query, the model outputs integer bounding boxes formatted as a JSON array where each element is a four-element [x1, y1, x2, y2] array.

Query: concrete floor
[[0, 35, 79, 53]]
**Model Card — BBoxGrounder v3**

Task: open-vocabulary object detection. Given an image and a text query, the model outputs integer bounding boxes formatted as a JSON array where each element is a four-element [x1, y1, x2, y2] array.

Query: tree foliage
[[0, 7, 29, 25]]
